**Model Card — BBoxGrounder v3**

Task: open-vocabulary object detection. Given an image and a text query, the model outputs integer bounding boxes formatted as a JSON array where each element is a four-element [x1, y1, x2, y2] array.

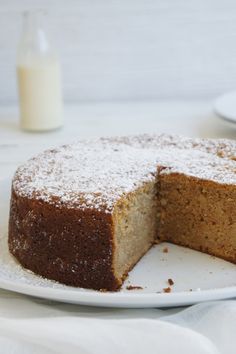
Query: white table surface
[[1, 100, 235, 178], [0, 100, 235, 354]]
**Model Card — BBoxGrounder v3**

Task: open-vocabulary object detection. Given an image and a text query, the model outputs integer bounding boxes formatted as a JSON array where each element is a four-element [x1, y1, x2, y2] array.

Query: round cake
[[8, 134, 236, 291]]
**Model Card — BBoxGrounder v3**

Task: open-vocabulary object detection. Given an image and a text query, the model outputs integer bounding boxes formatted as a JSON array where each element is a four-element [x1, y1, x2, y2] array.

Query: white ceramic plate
[[214, 91, 236, 127], [0, 177, 236, 308]]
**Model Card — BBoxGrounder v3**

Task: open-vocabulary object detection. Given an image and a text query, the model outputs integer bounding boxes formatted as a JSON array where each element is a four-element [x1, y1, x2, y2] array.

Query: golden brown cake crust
[[9, 190, 120, 291]]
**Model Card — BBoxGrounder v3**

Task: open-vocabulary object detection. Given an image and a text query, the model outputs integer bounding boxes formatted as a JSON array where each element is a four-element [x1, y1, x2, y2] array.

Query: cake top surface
[[13, 134, 236, 213]]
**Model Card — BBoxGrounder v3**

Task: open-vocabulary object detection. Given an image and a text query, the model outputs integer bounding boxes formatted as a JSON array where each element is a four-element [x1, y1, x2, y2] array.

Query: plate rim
[[214, 91, 236, 124], [0, 273, 235, 308]]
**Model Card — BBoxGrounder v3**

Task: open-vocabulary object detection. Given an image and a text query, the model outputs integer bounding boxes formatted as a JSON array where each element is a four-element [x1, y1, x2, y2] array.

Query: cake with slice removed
[[8, 134, 236, 290]]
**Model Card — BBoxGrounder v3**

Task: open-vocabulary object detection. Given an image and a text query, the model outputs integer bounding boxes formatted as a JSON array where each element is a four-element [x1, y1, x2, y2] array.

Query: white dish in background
[[214, 91, 236, 127], [0, 177, 236, 308]]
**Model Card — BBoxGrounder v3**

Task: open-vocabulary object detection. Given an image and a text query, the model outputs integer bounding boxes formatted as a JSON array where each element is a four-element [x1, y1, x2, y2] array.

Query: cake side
[[9, 178, 159, 291], [8, 188, 120, 291]]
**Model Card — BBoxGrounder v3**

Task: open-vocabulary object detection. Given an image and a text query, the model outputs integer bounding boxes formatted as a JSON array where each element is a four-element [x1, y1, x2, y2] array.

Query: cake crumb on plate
[[167, 278, 174, 286], [163, 287, 172, 293], [126, 285, 143, 290]]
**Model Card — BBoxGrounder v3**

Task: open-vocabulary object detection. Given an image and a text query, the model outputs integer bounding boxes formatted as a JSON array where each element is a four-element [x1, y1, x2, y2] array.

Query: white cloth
[[0, 290, 234, 354]]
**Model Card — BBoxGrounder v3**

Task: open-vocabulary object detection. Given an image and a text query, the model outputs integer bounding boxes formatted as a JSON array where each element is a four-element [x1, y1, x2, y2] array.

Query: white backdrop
[[1, 0, 236, 103]]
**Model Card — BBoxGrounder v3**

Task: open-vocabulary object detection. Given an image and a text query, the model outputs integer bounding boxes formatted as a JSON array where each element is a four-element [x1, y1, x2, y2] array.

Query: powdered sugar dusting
[[13, 134, 236, 212]]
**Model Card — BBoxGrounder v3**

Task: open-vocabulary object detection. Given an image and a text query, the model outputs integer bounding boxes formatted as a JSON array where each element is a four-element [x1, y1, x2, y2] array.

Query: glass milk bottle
[[17, 10, 63, 131]]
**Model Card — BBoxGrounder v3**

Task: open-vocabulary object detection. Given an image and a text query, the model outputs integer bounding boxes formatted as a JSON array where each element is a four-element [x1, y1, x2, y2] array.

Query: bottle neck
[[18, 10, 51, 64], [22, 11, 40, 34]]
